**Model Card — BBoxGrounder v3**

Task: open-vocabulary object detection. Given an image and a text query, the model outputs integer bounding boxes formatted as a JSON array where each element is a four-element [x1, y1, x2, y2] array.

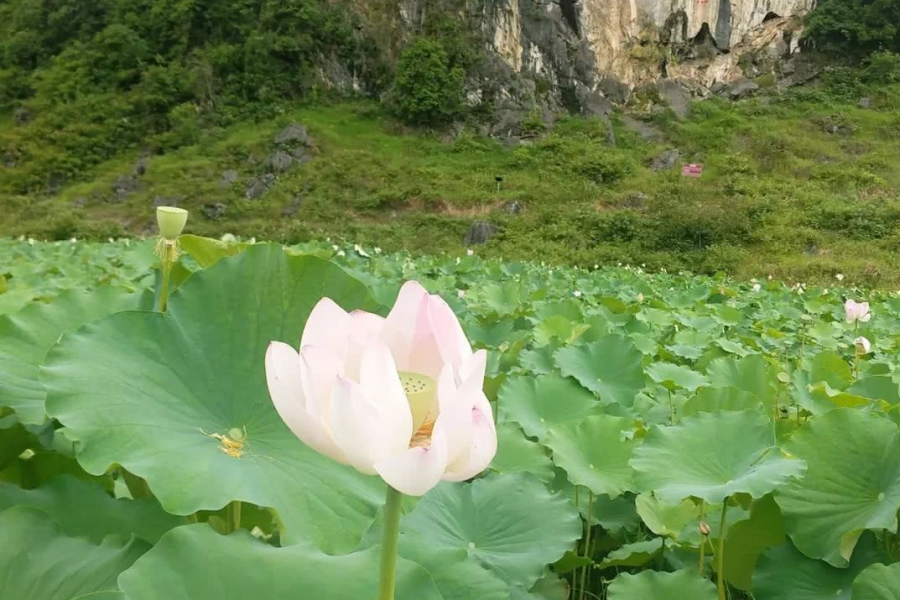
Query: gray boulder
[[274, 124, 310, 146], [728, 79, 760, 99], [112, 175, 140, 201], [202, 202, 228, 220], [651, 149, 681, 172], [657, 80, 691, 119], [504, 201, 522, 215], [464, 221, 498, 246], [220, 169, 239, 188], [134, 157, 149, 177], [265, 151, 294, 174], [281, 196, 304, 217], [246, 174, 276, 200]]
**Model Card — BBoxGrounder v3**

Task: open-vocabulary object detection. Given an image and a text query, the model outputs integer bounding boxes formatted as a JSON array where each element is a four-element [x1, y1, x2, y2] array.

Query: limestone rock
[[651, 149, 681, 172], [728, 78, 759, 99], [265, 151, 294, 174], [246, 174, 276, 200], [274, 124, 310, 146], [202, 202, 228, 220], [112, 175, 139, 202], [464, 221, 498, 246], [220, 170, 239, 188]]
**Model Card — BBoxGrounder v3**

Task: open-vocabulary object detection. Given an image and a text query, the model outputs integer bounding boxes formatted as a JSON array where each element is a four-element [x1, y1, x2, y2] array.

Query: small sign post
[[682, 163, 703, 178]]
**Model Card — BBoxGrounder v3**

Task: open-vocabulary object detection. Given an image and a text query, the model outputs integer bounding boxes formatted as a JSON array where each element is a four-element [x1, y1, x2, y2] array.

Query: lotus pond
[[1, 235, 899, 600]]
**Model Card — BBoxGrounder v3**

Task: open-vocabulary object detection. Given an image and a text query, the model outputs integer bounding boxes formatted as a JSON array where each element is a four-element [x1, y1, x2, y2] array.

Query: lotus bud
[[156, 206, 188, 241], [699, 521, 711, 537], [854, 336, 872, 355], [637, 293, 644, 303]]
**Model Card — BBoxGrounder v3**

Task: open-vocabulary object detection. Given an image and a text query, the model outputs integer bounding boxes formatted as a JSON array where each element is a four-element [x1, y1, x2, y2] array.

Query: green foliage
[[389, 37, 465, 126], [0, 0, 370, 191], [3, 238, 900, 599], [805, 0, 900, 57]]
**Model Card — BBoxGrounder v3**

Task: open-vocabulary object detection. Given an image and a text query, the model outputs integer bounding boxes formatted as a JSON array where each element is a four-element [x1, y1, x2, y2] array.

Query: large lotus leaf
[[510, 572, 568, 600], [43, 245, 386, 553], [806, 351, 853, 390], [847, 376, 900, 406], [721, 495, 786, 590], [599, 539, 669, 568], [775, 409, 900, 566], [179, 235, 247, 268], [0, 506, 149, 600], [646, 362, 709, 392], [681, 386, 764, 417], [400, 473, 581, 589], [635, 493, 699, 540], [118, 523, 443, 600], [0, 287, 152, 424], [752, 534, 885, 600], [606, 569, 717, 600], [630, 411, 806, 504], [0, 475, 184, 543], [544, 414, 637, 498], [397, 542, 511, 600], [497, 373, 602, 440], [490, 423, 555, 483], [554, 335, 646, 406], [852, 563, 900, 600], [707, 354, 776, 402]]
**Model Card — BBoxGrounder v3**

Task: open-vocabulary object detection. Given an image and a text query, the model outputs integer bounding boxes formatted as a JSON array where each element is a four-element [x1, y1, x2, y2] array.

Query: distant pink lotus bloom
[[844, 299, 872, 324], [266, 281, 497, 496], [854, 336, 872, 355]]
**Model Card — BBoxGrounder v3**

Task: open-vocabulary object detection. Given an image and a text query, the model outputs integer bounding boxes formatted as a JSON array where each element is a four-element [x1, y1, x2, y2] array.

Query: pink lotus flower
[[265, 281, 497, 496], [844, 300, 872, 324]]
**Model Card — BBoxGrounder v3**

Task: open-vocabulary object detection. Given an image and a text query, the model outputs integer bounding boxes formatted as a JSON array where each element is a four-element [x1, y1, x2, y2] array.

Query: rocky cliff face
[[392, 0, 817, 125]]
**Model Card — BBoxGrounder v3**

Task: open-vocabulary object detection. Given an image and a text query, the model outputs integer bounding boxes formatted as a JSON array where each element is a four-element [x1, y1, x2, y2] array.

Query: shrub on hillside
[[389, 38, 465, 127]]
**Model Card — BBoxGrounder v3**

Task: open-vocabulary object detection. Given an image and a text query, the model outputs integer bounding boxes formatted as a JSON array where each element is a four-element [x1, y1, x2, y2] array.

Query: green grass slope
[[3, 81, 900, 287]]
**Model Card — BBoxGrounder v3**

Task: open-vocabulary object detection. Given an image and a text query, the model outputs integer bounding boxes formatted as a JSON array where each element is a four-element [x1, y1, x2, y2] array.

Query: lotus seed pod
[[699, 521, 711, 536], [156, 206, 188, 240]]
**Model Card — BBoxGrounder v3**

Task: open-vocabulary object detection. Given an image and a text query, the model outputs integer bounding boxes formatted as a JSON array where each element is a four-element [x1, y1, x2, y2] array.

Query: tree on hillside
[[805, 0, 900, 56], [389, 38, 465, 127]]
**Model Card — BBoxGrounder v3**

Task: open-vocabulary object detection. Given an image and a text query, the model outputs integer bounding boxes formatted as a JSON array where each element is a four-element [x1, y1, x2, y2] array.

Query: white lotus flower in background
[[467, 249, 474, 256], [845, 299, 872, 324], [266, 282, 497, 496], [854, 336, 872, 355], [836, 274, 845, 282], [637, 293, 644, 303], [457, 290, 466, 298], [752, 283, 761, 292], [574, 291, 582, 298]]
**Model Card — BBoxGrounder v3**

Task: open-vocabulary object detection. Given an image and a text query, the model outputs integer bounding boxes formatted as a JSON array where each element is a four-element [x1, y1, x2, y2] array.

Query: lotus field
[[1, 225, 899, 600]]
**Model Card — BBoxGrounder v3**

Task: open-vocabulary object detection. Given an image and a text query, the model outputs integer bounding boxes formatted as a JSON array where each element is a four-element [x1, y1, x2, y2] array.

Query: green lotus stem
[[717, 501, 729, 600], [668, 389, 675, 425], [378, 486, 403, 600], [158, 252, 173, 312], [121, 468, 152, 499], [229, 500, 242, 532], [698, 501, 706, 576], [579, 491, 594, 600]]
